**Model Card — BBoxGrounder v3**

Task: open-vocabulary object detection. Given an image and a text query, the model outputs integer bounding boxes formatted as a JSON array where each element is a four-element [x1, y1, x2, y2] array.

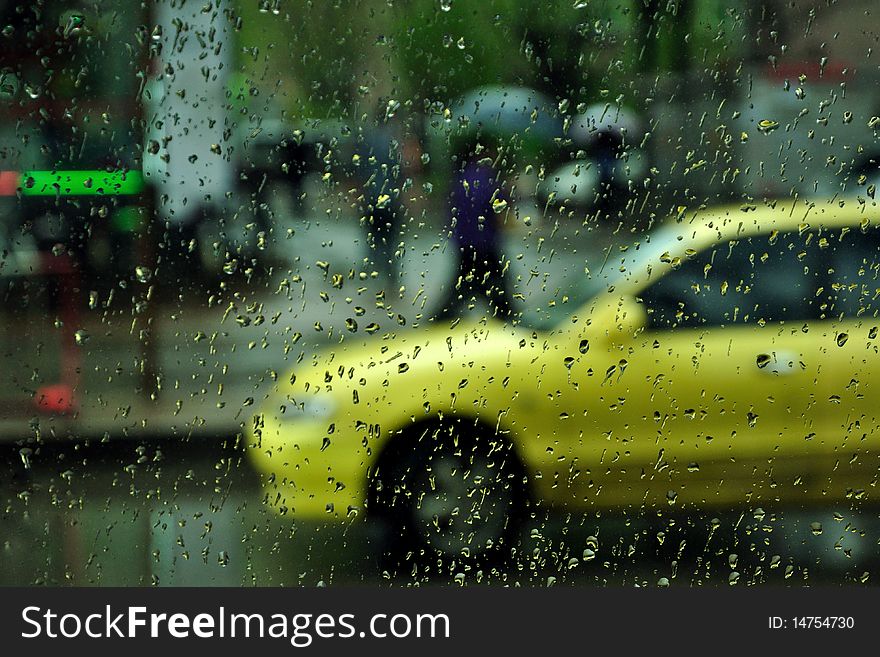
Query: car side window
[[640, 230, 823, 330], [822, 226, 880, 320]]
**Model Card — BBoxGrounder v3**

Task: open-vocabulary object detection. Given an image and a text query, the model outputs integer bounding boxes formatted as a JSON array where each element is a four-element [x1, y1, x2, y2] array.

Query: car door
[[571, 228, 829, 509], [808, 223, 880, 498]]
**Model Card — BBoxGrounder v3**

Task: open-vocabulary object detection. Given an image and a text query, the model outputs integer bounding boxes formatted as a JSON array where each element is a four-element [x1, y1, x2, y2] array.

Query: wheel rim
[[407, 448, 515, 558]]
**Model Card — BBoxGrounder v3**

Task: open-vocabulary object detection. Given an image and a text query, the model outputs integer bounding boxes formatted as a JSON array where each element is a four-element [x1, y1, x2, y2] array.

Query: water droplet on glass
[[757, 119, 780, 134], [0, 72, 17, 100], [62, 12, 85, 39], [135, 265, 152, 283], [258, 0, 281, 14]]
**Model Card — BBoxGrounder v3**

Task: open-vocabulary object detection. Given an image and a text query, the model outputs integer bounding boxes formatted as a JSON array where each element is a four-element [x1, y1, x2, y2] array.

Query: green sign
[[18, 170, 144, 196]]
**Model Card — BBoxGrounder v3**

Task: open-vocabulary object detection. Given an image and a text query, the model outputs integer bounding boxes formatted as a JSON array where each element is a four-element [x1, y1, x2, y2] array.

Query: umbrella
[[437, 85, 564, 149]]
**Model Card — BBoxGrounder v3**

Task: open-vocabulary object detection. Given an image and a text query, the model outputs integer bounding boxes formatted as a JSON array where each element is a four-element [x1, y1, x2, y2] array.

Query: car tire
[[369, 418, 528, 570]]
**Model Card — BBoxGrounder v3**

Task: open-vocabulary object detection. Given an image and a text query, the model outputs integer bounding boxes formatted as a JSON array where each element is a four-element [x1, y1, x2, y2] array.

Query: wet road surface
[[2, 441, 878, 587]]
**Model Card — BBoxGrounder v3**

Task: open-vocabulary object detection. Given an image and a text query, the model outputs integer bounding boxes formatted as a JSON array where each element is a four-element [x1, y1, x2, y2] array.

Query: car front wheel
[[370, 418, 527, 569]]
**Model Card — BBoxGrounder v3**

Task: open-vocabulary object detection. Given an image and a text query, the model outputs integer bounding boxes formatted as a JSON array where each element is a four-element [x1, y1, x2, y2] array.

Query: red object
[[0, 170, 19, 196], [34, 383, 77, 415], [763, 60, 851, 82], [32, 253, 82, 416]]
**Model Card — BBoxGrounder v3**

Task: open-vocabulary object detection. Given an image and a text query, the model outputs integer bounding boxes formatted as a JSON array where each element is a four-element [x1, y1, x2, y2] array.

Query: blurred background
[[2, 0, 880, 586]]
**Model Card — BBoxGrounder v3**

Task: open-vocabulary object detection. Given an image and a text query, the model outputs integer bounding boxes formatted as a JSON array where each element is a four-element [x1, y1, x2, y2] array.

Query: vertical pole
[[138, 193, 159, 401], [54, 253, 81, 391], [34, 251, 80, 415], [138, 1, 160, 402]]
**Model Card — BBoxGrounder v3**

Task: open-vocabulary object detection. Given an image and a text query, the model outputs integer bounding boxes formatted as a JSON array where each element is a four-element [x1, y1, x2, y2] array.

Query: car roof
[[589, 199, 880, 298], [671, 198, 880, 246]]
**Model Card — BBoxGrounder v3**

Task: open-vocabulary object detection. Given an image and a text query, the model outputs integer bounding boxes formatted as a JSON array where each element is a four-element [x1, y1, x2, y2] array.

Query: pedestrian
[[572, 103, 645, 224], [434, 140, 515, 321]]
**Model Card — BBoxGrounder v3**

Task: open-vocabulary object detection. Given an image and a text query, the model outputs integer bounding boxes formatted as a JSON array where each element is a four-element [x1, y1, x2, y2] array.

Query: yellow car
[[248, 199, 880, 562]]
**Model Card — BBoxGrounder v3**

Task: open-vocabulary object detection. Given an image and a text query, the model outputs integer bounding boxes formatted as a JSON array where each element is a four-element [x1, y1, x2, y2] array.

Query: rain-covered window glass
[[643, 225, 880, 330], [642, 230, 825, 328], [6, 0, 880, 593], [824, 227, 880, 319]]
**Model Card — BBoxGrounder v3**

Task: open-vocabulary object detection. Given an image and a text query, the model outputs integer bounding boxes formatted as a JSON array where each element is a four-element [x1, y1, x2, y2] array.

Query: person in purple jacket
[[434, 140, 515, 321]]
